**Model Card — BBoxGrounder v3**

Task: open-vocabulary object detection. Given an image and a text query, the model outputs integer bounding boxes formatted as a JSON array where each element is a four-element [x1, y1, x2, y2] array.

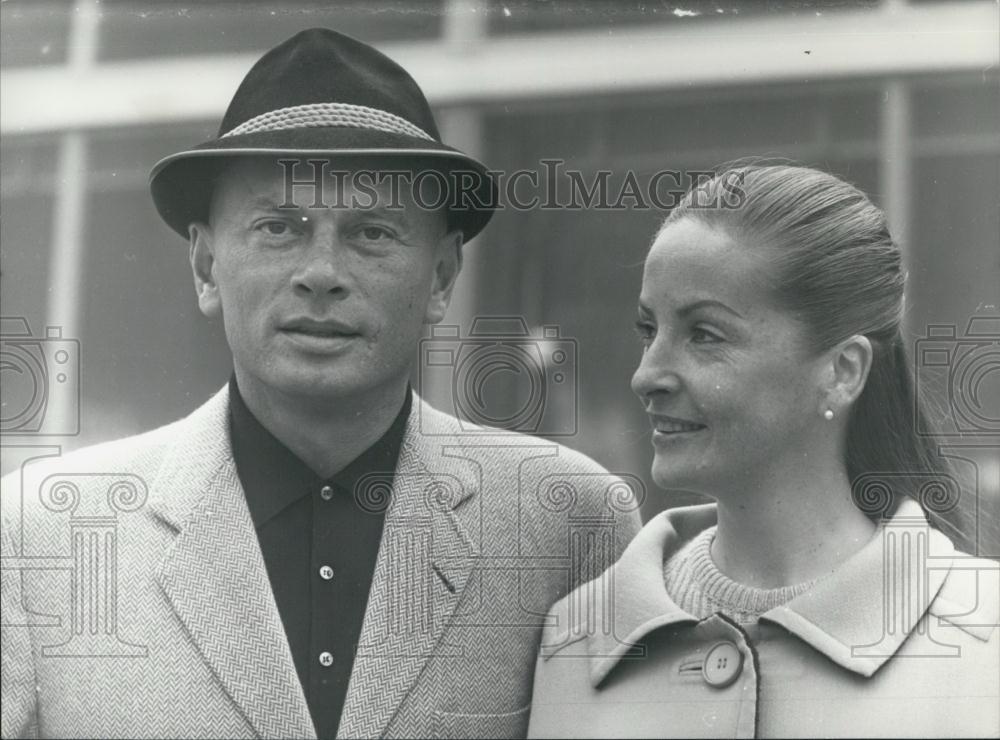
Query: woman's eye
[[634, 321, 655, 344], [691, 326, 722, 343]]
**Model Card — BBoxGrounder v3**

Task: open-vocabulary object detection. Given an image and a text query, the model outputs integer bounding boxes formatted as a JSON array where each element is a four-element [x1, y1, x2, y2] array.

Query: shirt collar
[[228, 375, 412, 528], [581, 499, 960, 686]]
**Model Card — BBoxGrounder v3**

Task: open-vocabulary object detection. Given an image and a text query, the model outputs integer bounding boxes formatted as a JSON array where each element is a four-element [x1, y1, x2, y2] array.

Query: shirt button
[[702, 641, 743, 688], [319, 565, 335, 580], [320, 485, 334, 501], [318, 651, 333, 667]]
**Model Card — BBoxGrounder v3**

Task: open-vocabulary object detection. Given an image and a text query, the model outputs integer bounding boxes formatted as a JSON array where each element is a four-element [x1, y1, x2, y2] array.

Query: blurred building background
[[2, 0, 998, 552]]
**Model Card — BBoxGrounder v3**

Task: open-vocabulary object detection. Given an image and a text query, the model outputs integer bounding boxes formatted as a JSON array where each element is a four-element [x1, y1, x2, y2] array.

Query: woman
[[527, 165, 998, 738]]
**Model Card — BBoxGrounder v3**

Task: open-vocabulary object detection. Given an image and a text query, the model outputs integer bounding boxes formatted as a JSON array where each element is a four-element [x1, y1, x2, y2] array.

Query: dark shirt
[[228, 377, 412, 739]]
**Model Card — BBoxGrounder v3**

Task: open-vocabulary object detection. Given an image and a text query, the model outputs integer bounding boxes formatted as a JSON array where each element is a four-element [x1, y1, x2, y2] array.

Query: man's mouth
[[285, 326, 358, 338], [282, 318, 361, 338], [280, 318, 362, 350]]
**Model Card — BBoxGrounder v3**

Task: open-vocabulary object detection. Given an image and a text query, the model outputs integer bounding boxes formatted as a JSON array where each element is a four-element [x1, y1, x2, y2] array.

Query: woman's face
[[631, 218, 826, 496]]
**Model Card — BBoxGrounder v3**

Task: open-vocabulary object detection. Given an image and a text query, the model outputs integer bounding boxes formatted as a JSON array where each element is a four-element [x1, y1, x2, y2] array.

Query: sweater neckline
[[666, 527, 817, 622]]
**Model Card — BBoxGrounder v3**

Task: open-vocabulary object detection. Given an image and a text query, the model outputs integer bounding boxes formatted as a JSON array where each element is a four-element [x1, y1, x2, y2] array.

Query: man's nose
[[630, 338, 682, 401], [292, 228, 349, 296]]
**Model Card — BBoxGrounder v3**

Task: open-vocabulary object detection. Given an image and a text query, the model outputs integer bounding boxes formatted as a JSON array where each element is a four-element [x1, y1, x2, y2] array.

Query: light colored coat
[[1, 386, 642, 739], [529, 502, 1000, 739]]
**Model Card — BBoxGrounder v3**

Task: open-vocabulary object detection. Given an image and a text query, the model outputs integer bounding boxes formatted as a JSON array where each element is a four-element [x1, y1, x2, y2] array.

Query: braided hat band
[[223, 102, 435, 142], [150, 28, 497, 241]]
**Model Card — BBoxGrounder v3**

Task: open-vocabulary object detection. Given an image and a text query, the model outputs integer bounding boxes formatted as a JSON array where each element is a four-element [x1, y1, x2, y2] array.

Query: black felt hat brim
[[149, 127, 498, 242]]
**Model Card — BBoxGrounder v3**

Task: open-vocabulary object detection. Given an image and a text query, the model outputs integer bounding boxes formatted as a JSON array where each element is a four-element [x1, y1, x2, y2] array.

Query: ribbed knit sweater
[[663, 527, 815, 625]]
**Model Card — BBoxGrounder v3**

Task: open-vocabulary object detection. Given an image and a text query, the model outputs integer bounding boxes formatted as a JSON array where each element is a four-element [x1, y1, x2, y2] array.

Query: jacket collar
[[580, 505, 711, 686], [146, 386, 235, 530], [146, 385, 479, 739], [147, 385, 317, 739], [583, 499, 965, 686], [337, 399, 481, 738]]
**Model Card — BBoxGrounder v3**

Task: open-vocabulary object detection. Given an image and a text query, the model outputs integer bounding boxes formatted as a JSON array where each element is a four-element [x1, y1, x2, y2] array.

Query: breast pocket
[[432, 704, 532, 739]]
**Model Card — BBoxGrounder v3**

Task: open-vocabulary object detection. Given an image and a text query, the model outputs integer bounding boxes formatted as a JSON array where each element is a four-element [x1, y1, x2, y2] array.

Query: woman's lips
[[649, 414, 706, 443], [653, 419, 705, 433]]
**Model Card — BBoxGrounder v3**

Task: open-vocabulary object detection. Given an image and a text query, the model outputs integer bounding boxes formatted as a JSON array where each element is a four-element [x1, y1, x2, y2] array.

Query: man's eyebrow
[[677, 299, 744, 320], [339, 202, 419, 228], [234, 194, 304, 212], [343, 198, 409, 215]]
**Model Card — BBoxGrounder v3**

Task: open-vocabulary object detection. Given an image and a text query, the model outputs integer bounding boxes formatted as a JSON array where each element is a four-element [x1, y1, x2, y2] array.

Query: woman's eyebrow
[[677, 299, 744, 320]]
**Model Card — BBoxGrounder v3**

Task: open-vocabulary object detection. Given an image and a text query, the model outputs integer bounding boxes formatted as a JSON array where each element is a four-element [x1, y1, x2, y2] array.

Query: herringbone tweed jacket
[[1, 385, 642, 739]]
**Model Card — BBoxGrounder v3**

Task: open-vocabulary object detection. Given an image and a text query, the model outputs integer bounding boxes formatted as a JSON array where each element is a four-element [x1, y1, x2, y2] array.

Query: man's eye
[[359, 225, 394, 241], [258, 220, 295, 237]]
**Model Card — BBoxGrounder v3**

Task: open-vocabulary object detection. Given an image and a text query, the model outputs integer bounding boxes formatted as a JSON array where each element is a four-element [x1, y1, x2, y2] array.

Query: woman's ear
[[424, 229, 463, 325], [823, 334, 873, 415], [189, 222, 222, 318]]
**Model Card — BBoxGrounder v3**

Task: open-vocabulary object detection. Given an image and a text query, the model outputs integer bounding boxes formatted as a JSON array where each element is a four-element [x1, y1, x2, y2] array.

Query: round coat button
[[318, 651, 333, 667], [702, 641, 743, 688], [319, 565, 334, 580], [320, 485, 334, 501]]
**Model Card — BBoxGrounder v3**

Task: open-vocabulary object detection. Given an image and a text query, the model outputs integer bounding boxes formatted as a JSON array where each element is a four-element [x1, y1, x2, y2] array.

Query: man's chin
[[268, 362, 406, 404], [275, 373, 366, 400]]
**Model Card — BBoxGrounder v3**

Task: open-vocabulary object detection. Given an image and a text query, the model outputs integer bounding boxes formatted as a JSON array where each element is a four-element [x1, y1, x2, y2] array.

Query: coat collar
[[581, 499, 971, 687], [146, 385, 479, 739], [577, 505, 710, 686], [147, 385, 317, 739], [337, 399, 480, 738]]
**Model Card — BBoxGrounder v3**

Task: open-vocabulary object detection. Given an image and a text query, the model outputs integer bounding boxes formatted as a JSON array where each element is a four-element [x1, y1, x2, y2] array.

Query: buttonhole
[[432, 564, 456, 593], [678, 657, 703, 676]]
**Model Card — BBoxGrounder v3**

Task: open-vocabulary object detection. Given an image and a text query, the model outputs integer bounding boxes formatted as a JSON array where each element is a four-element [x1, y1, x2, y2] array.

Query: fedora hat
[[150, 28, 497, 241]]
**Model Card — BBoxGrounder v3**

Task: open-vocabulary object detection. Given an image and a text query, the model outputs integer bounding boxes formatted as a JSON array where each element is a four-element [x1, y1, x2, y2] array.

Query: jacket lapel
[[148, 386, 316, 739], [580, 506, 711, 686], [338, 398, 478, 739]]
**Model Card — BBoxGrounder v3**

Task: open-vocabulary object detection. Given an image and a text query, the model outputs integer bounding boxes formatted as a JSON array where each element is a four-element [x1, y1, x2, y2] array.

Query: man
[[1, 28, 641, 739]]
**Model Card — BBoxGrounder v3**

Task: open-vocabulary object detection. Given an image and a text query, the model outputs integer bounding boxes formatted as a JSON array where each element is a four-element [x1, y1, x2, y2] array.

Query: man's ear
[[424, 229, 463, 324], [822, 334, 873, 416], [189, 221, 222, 318]]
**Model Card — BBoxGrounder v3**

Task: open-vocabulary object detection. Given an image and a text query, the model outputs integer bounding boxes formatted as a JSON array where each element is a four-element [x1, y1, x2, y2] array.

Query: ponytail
[[846, 332, 968, 547]]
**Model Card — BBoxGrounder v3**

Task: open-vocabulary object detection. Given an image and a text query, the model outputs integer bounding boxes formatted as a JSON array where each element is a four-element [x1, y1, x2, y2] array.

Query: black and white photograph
[[1, 1, 998, 738]]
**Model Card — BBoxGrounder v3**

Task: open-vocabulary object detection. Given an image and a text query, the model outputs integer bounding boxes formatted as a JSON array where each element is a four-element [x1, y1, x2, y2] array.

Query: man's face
[[189, 157, 461, 409]]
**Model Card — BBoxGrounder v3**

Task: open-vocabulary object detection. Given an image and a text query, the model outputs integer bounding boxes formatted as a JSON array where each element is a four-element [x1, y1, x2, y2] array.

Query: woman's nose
[[631, 340, 681, 400]]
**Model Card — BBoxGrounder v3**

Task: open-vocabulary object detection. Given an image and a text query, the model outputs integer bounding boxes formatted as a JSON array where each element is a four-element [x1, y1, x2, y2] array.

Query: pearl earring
[[823, 409, 834, 420]]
